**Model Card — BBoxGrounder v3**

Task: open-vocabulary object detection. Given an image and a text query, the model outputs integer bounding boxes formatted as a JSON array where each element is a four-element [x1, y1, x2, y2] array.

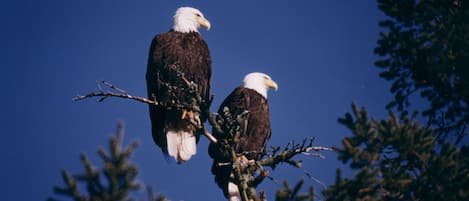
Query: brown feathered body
[[208, 87, 272, 198], [146, 30, 211, 161]]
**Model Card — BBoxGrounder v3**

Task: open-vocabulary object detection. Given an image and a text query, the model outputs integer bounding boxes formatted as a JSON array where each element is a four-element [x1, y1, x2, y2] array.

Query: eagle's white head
[[243, 72, 278, 98], [173, 7, 211, 33]]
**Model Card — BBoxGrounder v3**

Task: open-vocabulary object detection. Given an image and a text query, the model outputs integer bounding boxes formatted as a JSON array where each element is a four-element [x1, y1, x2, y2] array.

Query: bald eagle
[[208, 72, 278, 201], [146, 7, 212, 163]]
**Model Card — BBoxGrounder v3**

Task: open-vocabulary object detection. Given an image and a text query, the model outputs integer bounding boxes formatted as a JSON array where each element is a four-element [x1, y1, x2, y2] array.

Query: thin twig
[[103, 80, 127, 94], [204, 130, 218, 144], [304, 170, 327, 189], [300, 146, 334, 152], [302, 152, 326, 159]]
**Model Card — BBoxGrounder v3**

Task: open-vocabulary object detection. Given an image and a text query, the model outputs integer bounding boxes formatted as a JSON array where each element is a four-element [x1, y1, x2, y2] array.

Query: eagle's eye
[[195, 13, 201, 17]]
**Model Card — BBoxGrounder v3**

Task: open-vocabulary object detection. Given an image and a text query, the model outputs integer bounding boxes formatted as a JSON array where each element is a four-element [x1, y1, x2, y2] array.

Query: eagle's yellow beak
[[197, 17, 211, 30], [265, 79, 278, 91]]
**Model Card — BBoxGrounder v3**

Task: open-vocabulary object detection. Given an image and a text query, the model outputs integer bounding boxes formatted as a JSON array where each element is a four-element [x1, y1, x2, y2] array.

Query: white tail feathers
[[228, 182, 241, 201], [166, 130, 197, 162]]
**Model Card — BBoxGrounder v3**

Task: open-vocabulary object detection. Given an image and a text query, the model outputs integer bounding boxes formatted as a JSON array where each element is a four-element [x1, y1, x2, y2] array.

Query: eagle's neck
[[244, 84, 268, 99], [173, 18, 199, 33]]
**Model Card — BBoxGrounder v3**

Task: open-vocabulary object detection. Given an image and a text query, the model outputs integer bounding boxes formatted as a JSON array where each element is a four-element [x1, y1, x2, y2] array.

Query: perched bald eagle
[[146, 7, 211, 163], [208, 72, 278, 201]]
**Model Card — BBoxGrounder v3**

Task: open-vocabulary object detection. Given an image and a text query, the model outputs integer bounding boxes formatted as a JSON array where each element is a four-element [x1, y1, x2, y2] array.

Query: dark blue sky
[[1, 1, 392, 200]]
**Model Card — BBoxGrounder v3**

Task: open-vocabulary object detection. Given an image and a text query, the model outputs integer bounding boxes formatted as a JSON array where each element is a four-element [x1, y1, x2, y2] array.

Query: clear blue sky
[[1, 1, 391, 200]]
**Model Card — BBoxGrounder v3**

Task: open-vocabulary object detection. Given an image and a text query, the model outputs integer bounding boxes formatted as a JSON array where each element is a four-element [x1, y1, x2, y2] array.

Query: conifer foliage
[[49, 123, 167, 201], [275, 179, 315, 201], [374, 0, 469, 142], [322, 103, 469, 200], [323, 0, 469, 200]]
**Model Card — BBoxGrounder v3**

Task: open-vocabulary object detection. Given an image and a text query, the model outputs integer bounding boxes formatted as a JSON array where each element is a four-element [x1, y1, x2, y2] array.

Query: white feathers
[[166, 130, 197, 162], [180, 131, 197, 160], [243, 72, 277, 99], [228, 182, 241, 201], [173, 7, 208, 33]]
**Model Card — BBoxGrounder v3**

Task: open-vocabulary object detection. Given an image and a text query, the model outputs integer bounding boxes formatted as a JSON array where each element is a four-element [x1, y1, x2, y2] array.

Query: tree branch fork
[[73, 80, 334, 201]]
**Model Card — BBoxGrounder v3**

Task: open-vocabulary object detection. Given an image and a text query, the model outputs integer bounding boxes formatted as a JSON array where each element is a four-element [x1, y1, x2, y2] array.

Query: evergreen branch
[[50, 123, 160, 201], [275, 180, 315, 201], [50, 170, 88, 201], [147, 186, 168, 201]]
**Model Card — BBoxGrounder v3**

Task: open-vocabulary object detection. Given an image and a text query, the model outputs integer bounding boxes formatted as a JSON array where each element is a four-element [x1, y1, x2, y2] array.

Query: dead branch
[[261, 138, 335, 170], [73, 81, 158, 106], [73, 80, 218, 145], [203, 130, 218, 144], [304, 170, 327, 189]]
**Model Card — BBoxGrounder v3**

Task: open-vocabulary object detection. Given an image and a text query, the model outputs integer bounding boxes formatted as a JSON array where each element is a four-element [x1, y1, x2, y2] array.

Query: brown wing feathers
[[146, 31, 211, 154], [208, 87, 272, 198]]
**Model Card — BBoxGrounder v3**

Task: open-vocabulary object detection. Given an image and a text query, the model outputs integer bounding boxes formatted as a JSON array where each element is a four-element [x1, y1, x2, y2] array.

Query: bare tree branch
[[72, 80, 219, 145], [261, 138, 335, 170], [304, 170, 327, 190], [73, 81, 158, 106], [204, 130, 218, 144]]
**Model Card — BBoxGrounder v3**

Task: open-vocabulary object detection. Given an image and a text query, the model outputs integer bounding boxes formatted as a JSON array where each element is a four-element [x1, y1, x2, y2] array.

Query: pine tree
[[374, 0, 469, 143], [323, 0, 469, 200], [322, 104, 469, 200], [49, 123, 167, 201]]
